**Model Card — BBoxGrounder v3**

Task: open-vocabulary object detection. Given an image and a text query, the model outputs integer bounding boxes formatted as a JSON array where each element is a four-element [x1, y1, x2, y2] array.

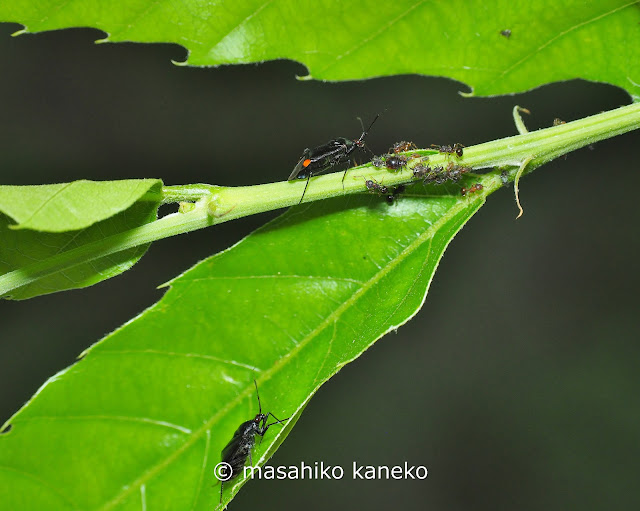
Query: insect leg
[[341, 168, 349, 187], [298, 162, 335, 203], [265, 412, 289, 427], [260, 413, 290, 438], [298, 174, 311, 204]]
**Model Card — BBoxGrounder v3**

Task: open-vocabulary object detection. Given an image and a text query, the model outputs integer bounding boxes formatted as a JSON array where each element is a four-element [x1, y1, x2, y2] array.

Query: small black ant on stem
[[371, 154, 408, 172], [431, 143, 464, 158], [364, 178, 405, 204]]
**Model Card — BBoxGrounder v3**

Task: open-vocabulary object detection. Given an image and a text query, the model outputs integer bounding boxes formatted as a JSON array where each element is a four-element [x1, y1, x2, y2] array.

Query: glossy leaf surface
[[0, 182, 485, 509], [0, 180, 161, 232], [0, 180, 162, 299], [1, 1, 639, 98]]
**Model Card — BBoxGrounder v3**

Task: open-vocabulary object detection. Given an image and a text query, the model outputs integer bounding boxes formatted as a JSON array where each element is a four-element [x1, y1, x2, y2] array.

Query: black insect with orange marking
[[289, 115, 380, 204]]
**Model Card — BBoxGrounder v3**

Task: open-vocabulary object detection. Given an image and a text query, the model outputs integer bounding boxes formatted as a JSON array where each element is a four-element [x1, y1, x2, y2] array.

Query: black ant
[[364, 177, 389, 195], [431, 143, 464, 158], [364, 178, 405, 204], [387, 184, 406, 204], [371, 154, 406, 171], [370, 154, 409, 172]]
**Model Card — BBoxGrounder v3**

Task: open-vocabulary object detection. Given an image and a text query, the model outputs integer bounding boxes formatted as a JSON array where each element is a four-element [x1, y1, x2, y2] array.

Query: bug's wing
[[288, 158, 305, 180], [221, 434, 240, 460], [289, 149, 310, 180], [222, 435, 254, 479]]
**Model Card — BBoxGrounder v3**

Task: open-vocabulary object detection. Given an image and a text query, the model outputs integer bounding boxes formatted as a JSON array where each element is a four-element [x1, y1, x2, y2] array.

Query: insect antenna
[[342, 113, 381, 185], [253, 379, 262, 414], [356, 113, 380, 145]]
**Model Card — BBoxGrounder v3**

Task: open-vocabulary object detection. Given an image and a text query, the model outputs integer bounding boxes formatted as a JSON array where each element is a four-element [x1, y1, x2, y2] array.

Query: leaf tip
[[295, 70, 313, 81], [11, 27, 28, 37], [7, 221, 24, 231], [171, 58, 189, 68], [94, 33, 111, 45]]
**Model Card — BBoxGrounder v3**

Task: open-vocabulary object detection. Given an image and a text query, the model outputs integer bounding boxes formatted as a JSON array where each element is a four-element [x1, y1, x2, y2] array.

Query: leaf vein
[[317, 0, 430, 75], [14, 414, 193, 434], [189, 429, 211, 511], [98, 349, 263, 372], [17, 182, 74, 228]]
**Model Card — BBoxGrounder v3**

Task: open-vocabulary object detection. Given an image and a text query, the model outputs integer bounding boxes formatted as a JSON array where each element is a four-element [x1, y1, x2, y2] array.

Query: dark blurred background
[[1, 24, 639, 510]]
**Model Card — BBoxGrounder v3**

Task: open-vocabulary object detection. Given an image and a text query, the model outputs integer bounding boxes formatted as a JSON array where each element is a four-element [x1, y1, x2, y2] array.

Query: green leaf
[[0, 179, 161, 232], [0, 180, 163, 300], [2, 1, 639, 98], [0, 182, 485, 510]]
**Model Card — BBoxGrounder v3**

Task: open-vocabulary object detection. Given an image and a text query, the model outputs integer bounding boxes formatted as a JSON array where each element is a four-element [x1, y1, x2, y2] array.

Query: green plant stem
[[1, 103, 639, 298]]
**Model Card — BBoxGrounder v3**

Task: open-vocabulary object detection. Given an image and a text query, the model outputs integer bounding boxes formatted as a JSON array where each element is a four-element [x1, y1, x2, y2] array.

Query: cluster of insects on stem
[[287, 115, 483, 204]]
